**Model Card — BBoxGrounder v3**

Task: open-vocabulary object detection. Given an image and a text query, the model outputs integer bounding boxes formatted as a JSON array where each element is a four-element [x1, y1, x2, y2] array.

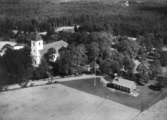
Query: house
[[0, 41, 17, 56], [121, 0, 139, 7], [12, 29, 19, 35], [0, 42, 25, 56], [55, 25, 80, 33], [108, 77, 137, 96], [124, 1, 129, 7], [127, 37, 137, 41], [39, 31, 47, 36], [0, 41, 17, 50], [13, 45, 25, 50]]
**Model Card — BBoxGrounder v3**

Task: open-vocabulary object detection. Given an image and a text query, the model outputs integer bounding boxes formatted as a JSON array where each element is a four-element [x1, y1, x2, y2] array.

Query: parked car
[[149, 84, 162, 91]]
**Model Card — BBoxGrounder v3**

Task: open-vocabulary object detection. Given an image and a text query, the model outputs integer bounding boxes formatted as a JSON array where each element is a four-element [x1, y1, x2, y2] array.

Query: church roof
[[40, 40, 68, 57]]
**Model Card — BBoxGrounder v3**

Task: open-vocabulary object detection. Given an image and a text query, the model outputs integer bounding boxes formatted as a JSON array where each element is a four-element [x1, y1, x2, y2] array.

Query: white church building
[[30, 32, 68, 67]]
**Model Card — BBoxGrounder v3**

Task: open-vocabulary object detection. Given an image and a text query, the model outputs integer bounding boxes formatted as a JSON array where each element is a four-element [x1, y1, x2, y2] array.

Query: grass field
[[61, 79, 167, 110]]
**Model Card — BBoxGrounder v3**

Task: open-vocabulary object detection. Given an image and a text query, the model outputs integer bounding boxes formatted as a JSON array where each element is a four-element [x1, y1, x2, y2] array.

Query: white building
[[13, 45, 25, 50], [127, 37, 137, 41], [55, 25, 80, 33], [30, 32, 68, 67], [0, 41, 17, 50], [30, 33, 44, 67], [39, 31, 47, 36], [0, 41, 25, 56], [124, 1, 129, 7], [108, 77, 138, 96]]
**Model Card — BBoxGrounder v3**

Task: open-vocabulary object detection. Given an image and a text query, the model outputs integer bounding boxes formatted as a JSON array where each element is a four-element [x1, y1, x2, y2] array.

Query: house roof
[[55, 25, 79, 33], [55, 26, 75, 33], [112, 77, 136, 89], [40, 40, 68, 56], [127, 37, 137, 41], [0, 41, 17, 51]]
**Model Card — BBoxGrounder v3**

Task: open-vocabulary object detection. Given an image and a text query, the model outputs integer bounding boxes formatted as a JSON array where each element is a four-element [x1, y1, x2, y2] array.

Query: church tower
[[30, 32, 43, 67]]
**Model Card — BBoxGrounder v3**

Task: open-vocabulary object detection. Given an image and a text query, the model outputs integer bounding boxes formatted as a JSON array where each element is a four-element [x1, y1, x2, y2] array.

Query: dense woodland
[[0, 1, 167, 43]]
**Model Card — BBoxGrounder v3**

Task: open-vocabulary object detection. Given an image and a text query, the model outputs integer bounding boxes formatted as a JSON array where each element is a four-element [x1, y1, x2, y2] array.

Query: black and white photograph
[[0, 0, 167, 120]]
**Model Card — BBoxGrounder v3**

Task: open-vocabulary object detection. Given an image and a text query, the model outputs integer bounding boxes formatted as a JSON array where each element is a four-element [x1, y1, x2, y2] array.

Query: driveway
[[0, 84, 139, 120]]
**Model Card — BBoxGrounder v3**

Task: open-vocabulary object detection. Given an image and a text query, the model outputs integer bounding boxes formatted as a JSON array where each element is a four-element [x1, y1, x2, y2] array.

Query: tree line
[[0, 13, 167, 45]]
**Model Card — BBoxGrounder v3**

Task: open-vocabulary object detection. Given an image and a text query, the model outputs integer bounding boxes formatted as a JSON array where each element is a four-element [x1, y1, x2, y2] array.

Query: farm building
[[107, 77, 138, 96], [0, 41, 25, 56], [55, 25, 79, 33]]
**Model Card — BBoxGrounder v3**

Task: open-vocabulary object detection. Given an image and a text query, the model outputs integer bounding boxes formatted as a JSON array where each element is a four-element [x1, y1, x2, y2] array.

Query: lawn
[[60, 78, 167, 111]]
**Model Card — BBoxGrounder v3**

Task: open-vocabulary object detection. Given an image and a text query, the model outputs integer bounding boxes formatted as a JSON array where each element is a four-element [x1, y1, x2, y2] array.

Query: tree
[[110, 50, 124, 66], [44, 48, 56, 63], [1, 47, 33, 85], [160, 51, 167, 66], [74, 44, 88, 66], [32, 58, 51, 80], [100, 58, 121, 76], [136, 62, 150, 84], [0, 56, 9, 86], [64, 44, 88, 66], [116, 36, 140, 58], [100, 59, 113, 76], [123, 55, 135, 75], [53, 44, 88, 76], [138, 33, 163, 50], [55, 48, 72, 75], [87, 42, 100, 62], [150, 60, 162, 79]]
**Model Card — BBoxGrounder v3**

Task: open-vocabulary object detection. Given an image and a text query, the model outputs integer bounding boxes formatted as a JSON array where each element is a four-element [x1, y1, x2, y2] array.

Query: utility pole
[[93, 57, 97, 88]]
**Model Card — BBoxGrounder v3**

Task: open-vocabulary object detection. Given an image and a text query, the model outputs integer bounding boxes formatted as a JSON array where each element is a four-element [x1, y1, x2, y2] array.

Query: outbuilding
[[107, 77, 137, 96]]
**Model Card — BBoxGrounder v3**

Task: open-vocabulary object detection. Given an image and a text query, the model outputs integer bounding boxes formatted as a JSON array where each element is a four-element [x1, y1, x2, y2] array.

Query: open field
[[0, 83, 139, 120]]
